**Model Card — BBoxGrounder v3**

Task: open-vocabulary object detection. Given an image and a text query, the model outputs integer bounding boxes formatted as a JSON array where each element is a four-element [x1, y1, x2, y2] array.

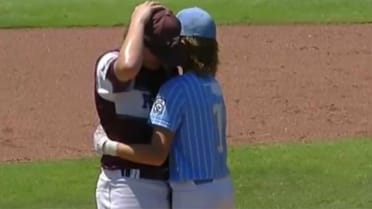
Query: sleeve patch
[[152, 96, 166, 114]]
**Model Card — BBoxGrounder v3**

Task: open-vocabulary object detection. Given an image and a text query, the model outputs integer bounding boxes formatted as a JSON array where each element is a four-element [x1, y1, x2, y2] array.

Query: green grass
[[1, 139, 372, 209], [231, 138, 372, 209], [1, 0, 372, 28], [0, 158, 99, 209]]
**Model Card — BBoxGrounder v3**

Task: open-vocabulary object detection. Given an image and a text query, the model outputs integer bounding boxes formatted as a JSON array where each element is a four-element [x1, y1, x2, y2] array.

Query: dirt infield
[[0, 24, 371, 162]]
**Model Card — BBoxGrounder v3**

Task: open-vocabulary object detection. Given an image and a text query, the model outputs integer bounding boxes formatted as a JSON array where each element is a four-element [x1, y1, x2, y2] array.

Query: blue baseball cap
[[176, 7, 216, 39]]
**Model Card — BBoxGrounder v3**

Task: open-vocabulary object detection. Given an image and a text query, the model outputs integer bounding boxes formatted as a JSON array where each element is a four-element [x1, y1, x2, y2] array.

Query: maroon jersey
[[94, 50, 171, 179]]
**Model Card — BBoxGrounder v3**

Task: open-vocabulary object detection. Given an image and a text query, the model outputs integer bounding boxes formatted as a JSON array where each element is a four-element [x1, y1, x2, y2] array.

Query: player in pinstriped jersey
[[158, 7, 235, 208], [95, 6, 235, 209]]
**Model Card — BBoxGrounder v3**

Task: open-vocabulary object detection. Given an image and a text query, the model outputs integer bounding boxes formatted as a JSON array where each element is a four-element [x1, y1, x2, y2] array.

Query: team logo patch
[[152, 96, 165, 114]]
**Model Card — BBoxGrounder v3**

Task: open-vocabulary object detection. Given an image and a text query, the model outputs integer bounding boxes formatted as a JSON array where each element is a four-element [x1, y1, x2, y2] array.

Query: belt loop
[[135, 170, 140, 179], [131, 169, 140, 179], [123, 169, 140, 179], [121, 169, 130, 177], [130, 169, 135, 178]]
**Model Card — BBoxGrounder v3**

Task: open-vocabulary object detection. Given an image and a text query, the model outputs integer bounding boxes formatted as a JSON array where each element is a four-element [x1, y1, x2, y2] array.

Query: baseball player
[[93, 1, 183, 209], [95, 6, 235, 209]]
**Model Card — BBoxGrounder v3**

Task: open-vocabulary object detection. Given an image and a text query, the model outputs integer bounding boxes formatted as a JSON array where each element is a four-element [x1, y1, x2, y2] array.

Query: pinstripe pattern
[[150, 72, 229, 181]]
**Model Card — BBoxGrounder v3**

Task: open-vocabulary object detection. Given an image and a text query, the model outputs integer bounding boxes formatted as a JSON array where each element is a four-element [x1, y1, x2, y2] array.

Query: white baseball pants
[[96, 169, 170, 209], [170, 175, 235, 209]]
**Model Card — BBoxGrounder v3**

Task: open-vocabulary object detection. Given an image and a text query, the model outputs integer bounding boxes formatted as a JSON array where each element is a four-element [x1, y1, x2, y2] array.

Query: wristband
[[103, 140, 118, 156]]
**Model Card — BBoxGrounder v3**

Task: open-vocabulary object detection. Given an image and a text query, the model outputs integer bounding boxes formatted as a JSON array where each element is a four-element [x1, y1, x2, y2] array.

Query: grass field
[[0, 0, 372, 27], [1, 0, 372, 208], [1, 139, 372, 209]]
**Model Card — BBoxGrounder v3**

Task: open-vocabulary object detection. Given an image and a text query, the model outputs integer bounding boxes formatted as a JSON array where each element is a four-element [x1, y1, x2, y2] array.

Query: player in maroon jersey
[[92, 1, 183, 209]]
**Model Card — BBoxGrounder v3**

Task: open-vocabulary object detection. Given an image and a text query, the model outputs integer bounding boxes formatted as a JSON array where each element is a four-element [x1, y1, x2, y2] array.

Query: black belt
[[193, 179, 214, 185], [119, 168, 168, 181]]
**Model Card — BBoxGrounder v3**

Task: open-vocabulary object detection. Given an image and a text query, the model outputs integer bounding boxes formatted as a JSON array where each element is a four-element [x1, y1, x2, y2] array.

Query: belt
[[193, 179, 214, 185], [119, 168, 168, 181]]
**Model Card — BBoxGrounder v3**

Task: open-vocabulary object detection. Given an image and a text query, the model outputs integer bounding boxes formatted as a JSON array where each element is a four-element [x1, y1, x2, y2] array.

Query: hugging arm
[[94, 82, 184, 166], [94, 125, 173, 166]]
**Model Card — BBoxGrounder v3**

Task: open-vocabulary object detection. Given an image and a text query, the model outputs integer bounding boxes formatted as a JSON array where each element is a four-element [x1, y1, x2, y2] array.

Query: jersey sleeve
[[149, 79, 185, 133], [95, 51, 132, 99]]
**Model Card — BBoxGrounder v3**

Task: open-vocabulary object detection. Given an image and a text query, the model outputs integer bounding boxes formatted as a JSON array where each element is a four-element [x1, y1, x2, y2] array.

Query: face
[[143, 47, 161, 70]]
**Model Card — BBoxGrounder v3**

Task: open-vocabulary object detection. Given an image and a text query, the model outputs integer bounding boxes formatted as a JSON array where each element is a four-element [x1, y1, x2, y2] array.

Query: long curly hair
[[180, 36, 219, 77]]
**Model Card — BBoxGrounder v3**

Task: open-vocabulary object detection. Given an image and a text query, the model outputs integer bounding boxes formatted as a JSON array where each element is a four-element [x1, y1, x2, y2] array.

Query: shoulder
[[95, 49, 118, 81], [95, 49, 133, 93], [163, 72, 199, 87], [95, 50, 119, 72], [159, 75, 187, 94]]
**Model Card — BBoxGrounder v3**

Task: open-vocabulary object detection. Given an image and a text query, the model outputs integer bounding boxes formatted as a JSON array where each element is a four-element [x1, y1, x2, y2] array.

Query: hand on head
[[127, 1, 186, 72], [131, 1, 165, 24]]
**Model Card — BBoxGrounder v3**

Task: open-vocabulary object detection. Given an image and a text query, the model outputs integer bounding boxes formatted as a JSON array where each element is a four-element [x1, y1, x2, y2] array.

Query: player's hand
[[93, 125, 107, 155], [131, 1, 164, 24], [93, 125, 119, 156]]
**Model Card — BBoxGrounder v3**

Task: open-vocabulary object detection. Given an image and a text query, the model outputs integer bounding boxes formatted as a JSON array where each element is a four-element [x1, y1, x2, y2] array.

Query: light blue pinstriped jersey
[[149, 72, 229, 181]]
